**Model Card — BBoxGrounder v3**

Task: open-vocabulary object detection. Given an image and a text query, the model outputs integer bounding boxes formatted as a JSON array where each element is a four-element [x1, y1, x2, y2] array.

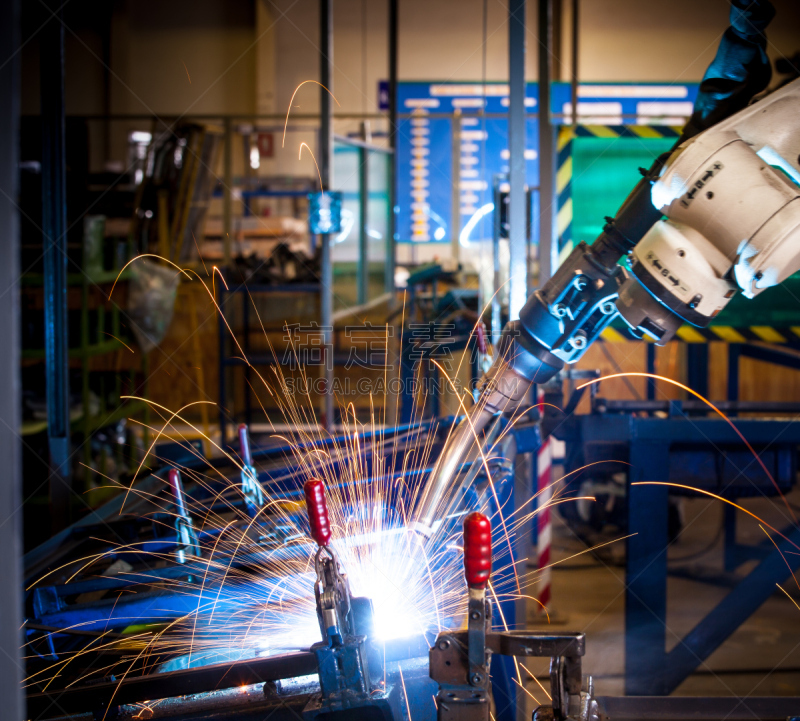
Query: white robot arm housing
[[616, 78, 800, 342]]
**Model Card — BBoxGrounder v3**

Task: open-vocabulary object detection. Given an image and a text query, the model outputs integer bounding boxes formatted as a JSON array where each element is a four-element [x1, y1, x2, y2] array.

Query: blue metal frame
[[563, 412, 800, 695]]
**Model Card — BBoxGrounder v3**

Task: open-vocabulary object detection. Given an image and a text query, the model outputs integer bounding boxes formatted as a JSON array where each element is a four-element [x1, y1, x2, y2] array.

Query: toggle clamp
[[302, 479, 398, 720], [238, 423, 265, 516], [430, 513, 595, 721], [167, 468, 201, 564]]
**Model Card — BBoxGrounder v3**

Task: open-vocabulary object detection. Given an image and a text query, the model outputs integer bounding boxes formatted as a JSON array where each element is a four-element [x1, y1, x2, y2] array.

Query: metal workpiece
[[27, 634, 433, 720], [595, 696, 800, 721]]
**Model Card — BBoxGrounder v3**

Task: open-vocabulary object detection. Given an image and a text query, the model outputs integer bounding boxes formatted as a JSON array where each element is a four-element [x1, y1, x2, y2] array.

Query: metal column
[[0, 0, 24, 716], [320, 0, 334, 429], [222, 118, 233, 267], [537, 0, 556, 282], [570, 0, 579, 126], [358, 142, 368, 305], [41, 4, 72, 531], [507, 0, 526, 319], [386, 0, 398, 294]]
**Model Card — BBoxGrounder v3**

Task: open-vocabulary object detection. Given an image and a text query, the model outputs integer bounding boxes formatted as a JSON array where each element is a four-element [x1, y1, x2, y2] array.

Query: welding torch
[[409, 344, 536, 538]]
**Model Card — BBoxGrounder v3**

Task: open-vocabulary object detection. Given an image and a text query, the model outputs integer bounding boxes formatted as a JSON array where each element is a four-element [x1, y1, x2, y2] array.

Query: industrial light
[[459, 202, 494, 247]]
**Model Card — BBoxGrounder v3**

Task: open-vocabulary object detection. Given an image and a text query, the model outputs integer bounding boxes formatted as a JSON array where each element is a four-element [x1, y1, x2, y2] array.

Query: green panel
[[332, 143, 361, 310], [574, 135, 800, 328], [715, 276, 800, 327], [571, 136, 673, 246]]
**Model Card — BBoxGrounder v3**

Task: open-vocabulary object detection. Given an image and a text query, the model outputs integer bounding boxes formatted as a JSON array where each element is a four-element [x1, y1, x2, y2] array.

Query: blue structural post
[[646, 344, 656, 400], [490, 454, 518, 721], [663, 523, 800, 693], [686, 344, 709, 401], [41, 2, 71, 531], [625, 439, 670, 695]]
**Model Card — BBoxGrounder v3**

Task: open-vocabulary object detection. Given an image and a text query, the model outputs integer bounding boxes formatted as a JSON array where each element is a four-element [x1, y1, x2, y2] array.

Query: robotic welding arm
[[411, 0, 794, 538]]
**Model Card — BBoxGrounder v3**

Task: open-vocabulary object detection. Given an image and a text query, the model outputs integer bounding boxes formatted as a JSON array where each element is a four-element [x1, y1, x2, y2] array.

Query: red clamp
[[463, 512, 491, 590], [168, 468, 188, 518], [304, 478, 332, 547], [475, 321, 488, 355]]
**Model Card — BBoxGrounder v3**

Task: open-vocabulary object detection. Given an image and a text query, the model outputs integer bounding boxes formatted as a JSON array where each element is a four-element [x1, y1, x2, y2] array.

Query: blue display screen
[[395, 81, 698, 243]]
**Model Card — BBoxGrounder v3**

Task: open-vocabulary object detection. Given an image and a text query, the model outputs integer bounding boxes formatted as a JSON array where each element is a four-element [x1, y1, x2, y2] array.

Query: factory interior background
[[2, 1, 800, 719]]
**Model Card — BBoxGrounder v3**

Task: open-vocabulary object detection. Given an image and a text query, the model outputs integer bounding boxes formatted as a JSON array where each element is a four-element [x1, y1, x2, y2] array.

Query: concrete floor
[[519, 488, 800, 712]]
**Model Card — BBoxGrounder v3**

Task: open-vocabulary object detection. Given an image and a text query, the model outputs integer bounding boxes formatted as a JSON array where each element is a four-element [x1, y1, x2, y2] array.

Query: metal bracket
[[431, 630, 586, 721]]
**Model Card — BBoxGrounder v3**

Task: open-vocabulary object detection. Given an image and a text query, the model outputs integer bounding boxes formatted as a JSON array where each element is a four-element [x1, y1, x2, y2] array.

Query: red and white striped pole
[[534, 388, 553, 612]]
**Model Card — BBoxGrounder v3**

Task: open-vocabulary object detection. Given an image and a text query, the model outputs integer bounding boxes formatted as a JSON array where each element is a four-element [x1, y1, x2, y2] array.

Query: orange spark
[[103, 332, 134, 354], [283, 81, 340, 148], [299, 142, 325, 194]]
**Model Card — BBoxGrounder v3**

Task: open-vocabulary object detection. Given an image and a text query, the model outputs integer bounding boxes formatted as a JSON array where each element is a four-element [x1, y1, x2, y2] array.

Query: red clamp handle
[[475, 321, 488, 355], [238, 424, 252, 467], [463, 512, 491, 590], [168, 468, 188, 518], [304, 478, 331, 546]]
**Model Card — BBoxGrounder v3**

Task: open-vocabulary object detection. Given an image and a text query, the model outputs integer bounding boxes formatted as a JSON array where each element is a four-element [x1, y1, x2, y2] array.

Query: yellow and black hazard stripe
[[556, 126, 574, 266], [600, 325, 800, 344], [573, 125, 682, 140], [555, 125, 683, 267]]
